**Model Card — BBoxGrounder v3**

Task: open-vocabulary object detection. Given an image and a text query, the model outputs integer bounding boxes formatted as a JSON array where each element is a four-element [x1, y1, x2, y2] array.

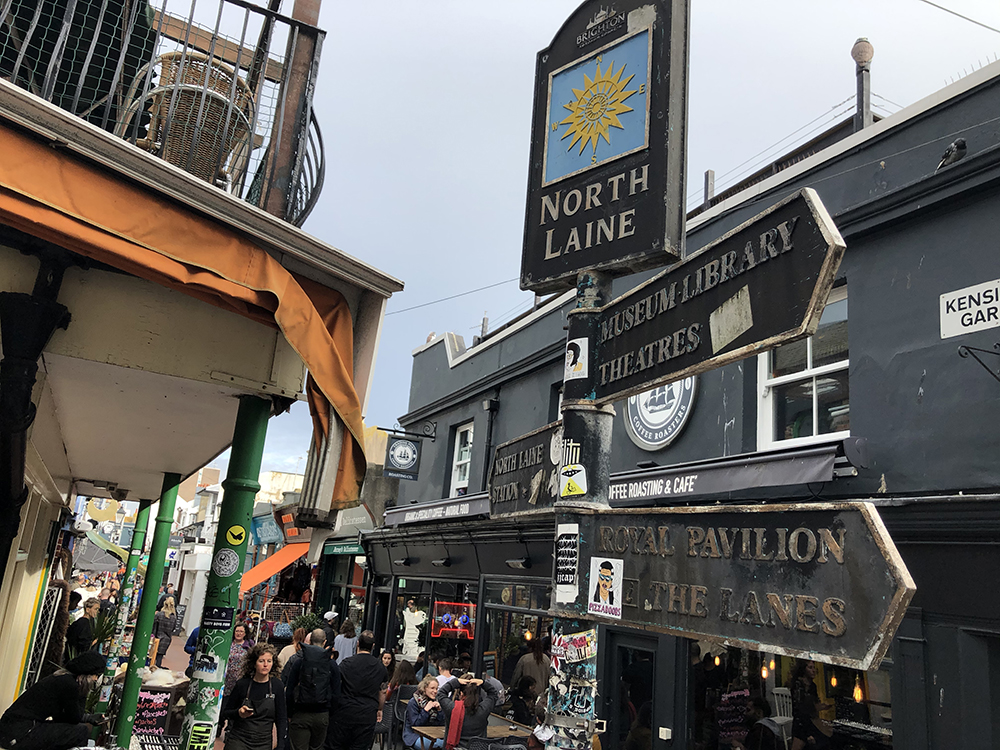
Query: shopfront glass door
[[604, 632, 662, 750]]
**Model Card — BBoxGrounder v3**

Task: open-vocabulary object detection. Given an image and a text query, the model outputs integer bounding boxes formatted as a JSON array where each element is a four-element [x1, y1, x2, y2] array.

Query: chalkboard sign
[[482, 650, 497, 678], [135, 689, 170, 735], [173, 605, 187, 636]]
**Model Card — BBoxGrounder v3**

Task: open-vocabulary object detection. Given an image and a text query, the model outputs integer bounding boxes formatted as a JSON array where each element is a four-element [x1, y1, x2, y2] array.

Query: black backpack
[[294, 646, 332, 707]]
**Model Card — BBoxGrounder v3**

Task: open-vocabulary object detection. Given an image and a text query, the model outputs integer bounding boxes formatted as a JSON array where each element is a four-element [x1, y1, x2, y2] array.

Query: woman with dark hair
[[334, 619, 358, 664], [437, 676, 500, 744], [510, 675, 537, 726], [404, 674, 445, 748], [277, 627, 307, 669], [0, 652, 106, 750], [221, 643, 287, 750], [388, 659, 418, 698], [512, 637, 550, 697], [790, 660, 832, 750], [224, 623, 255, 698], [380, 650, 398, 687]]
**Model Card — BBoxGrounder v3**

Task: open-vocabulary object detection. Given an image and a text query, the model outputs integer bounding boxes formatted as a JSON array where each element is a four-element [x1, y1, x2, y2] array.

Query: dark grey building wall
[[389, 69, 1000, 749]]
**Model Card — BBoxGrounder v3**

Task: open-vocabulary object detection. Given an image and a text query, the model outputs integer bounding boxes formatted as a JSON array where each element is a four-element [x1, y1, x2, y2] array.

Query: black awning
[[383, 492, 490, 527], [609, 443, 840, 505]]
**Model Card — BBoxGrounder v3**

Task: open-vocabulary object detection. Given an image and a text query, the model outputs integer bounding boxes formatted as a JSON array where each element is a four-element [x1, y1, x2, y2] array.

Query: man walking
[[284, 628, 340, 750], [326, 630, 386, 750]]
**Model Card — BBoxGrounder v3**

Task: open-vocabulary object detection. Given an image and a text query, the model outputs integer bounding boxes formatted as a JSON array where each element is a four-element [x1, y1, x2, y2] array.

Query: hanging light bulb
[[524, 631, 533, 641], [769, 658, 776, 671], [853, 675, 863, 703], [761, 666, 769, 679], [831, 674, 838, 688], [714, 655, 721, 666]]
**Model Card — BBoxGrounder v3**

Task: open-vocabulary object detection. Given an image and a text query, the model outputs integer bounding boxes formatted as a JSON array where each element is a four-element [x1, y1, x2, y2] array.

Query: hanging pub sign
[[589, 188, 845, 404], [251, 514, 283, 546], [520, 0, 690, 293], [488, 421, 563, 517], [554, 502, 915, 670], [384, 434, 422, 481]]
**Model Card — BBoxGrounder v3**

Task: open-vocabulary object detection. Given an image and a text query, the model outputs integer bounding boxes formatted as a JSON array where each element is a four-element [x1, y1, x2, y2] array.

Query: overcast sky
[[216, 0, 1000, 477]]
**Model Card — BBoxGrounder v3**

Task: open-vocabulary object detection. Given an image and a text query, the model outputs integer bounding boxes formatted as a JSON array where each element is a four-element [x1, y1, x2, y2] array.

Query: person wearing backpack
[[283, 628, 341, 750]]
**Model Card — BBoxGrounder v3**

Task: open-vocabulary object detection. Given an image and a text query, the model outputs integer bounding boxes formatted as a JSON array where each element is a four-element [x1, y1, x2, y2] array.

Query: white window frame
[[757, 286, 849, 451], [450, 421, 474, 497]]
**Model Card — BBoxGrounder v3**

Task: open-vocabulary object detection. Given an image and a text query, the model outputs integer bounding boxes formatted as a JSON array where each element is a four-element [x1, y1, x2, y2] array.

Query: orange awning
[[240, 542, 309, 592], [0, 121, 367, 508]]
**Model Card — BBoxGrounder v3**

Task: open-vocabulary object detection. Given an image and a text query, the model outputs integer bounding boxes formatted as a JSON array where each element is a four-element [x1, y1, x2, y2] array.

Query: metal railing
[[0, 0, 324, 222]]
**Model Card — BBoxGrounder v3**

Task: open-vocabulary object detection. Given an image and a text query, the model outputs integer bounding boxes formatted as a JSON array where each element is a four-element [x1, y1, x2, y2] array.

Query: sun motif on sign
[[559, 59, 637, 155]]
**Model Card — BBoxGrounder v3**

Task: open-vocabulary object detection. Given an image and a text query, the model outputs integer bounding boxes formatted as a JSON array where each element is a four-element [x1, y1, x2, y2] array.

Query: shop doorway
[[603, 632, 660, 750]]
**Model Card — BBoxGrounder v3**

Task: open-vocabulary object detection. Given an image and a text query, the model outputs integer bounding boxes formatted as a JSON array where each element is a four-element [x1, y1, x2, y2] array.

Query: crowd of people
[[1, 570, 561, 750]]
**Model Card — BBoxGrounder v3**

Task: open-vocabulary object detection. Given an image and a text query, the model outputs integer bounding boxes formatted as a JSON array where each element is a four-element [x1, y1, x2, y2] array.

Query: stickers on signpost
[[588, 557, 623, 619], [565, 338, 588, 381], [560, 464, 588, 497]]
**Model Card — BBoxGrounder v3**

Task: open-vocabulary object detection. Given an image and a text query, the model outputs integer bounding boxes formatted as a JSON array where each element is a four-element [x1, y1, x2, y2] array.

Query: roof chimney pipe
[[851, 38, 874, 132]]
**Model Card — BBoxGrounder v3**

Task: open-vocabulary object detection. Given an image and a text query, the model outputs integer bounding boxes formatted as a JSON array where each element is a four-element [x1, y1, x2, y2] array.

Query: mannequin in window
[[401, 599, 427, 661]]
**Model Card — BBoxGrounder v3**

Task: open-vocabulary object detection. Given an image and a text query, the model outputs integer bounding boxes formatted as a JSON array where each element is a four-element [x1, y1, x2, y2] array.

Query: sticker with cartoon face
[[588, 557, 623, 619]]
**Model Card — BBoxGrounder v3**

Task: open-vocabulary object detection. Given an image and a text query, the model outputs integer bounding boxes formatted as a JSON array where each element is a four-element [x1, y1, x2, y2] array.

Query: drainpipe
[[179, 395, 270, 749], [261, 0, 323, 220], [94, 498, 152, 715], [480, 391, 499, 492], [115, 474, 180, 746], [0, 245, 71, 586]]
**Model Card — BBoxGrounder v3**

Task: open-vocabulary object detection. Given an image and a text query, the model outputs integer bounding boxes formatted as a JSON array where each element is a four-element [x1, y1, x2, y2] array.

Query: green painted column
[[180, 395, 270, 750], [115, 474, 180, 747], [95, 498, 153, 715]]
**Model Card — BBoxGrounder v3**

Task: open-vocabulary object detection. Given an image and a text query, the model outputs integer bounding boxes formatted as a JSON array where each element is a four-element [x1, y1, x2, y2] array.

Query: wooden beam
[[152, 11, 284, 83]]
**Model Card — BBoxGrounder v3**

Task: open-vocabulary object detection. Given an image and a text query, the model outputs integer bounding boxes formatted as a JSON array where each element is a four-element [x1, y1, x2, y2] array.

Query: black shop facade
[[364, 63, 1000, 750]]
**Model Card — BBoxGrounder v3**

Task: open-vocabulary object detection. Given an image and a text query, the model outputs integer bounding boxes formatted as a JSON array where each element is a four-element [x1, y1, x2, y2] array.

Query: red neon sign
[[431, 601, 476, 639]]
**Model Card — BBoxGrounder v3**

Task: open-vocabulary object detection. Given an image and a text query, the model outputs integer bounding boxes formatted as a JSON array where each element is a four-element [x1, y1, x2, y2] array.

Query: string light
[[853, 675, 864, 703], [714, 656, 721, 666]]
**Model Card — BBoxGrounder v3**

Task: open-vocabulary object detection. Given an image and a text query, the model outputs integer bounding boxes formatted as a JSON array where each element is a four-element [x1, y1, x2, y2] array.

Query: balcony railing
[[0, 0, 324, 225]]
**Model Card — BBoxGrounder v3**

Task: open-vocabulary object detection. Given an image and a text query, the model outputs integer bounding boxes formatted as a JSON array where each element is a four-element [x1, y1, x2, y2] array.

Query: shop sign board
[[324, 542, 364, 556], [488, 421, 563, 517], [521, 0, 690, 293], [591, 188, 845, 405], [384, 435, 422, 481], [553, 502, 914, 670], [251, 514, 283, 546]]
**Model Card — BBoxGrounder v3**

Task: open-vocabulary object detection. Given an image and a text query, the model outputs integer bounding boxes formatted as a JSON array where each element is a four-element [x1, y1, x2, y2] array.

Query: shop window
[[688, 643, 893, 749], [758, 287, 849, 449], [450, 421, 474, 497], [482, 580, 553, 706]]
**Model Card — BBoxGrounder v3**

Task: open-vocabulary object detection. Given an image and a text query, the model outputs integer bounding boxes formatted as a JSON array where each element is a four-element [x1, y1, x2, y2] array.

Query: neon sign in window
[[431, 601, 476, 639]]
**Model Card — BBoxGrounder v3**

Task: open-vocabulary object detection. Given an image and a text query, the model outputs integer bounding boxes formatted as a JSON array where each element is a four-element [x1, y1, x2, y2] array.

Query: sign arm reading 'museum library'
[[591, 187, 846, 403]]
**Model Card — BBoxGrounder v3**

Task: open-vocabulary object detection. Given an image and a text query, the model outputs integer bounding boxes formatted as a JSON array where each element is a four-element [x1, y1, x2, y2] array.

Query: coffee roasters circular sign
[[623, 376, 698, 451]]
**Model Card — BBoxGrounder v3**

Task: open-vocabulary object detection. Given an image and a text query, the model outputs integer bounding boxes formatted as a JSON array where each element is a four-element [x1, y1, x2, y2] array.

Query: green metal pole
[[115, 474, 180, 747], [95, 498, 153, 715], [180, 395, 270, 750]]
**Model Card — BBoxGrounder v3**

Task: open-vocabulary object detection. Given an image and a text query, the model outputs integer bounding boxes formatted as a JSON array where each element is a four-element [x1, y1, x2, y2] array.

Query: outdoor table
[[413, 722, 531, 747]]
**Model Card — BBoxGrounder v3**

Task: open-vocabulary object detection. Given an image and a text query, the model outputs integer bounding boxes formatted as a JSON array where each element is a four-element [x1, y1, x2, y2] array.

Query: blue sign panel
[[544, 28, 651, 186], [251, 514, 283, 546]]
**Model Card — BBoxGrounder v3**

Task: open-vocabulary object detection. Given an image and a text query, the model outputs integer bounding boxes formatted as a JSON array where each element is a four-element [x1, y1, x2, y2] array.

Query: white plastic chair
[[771, 687, 793, 750]]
